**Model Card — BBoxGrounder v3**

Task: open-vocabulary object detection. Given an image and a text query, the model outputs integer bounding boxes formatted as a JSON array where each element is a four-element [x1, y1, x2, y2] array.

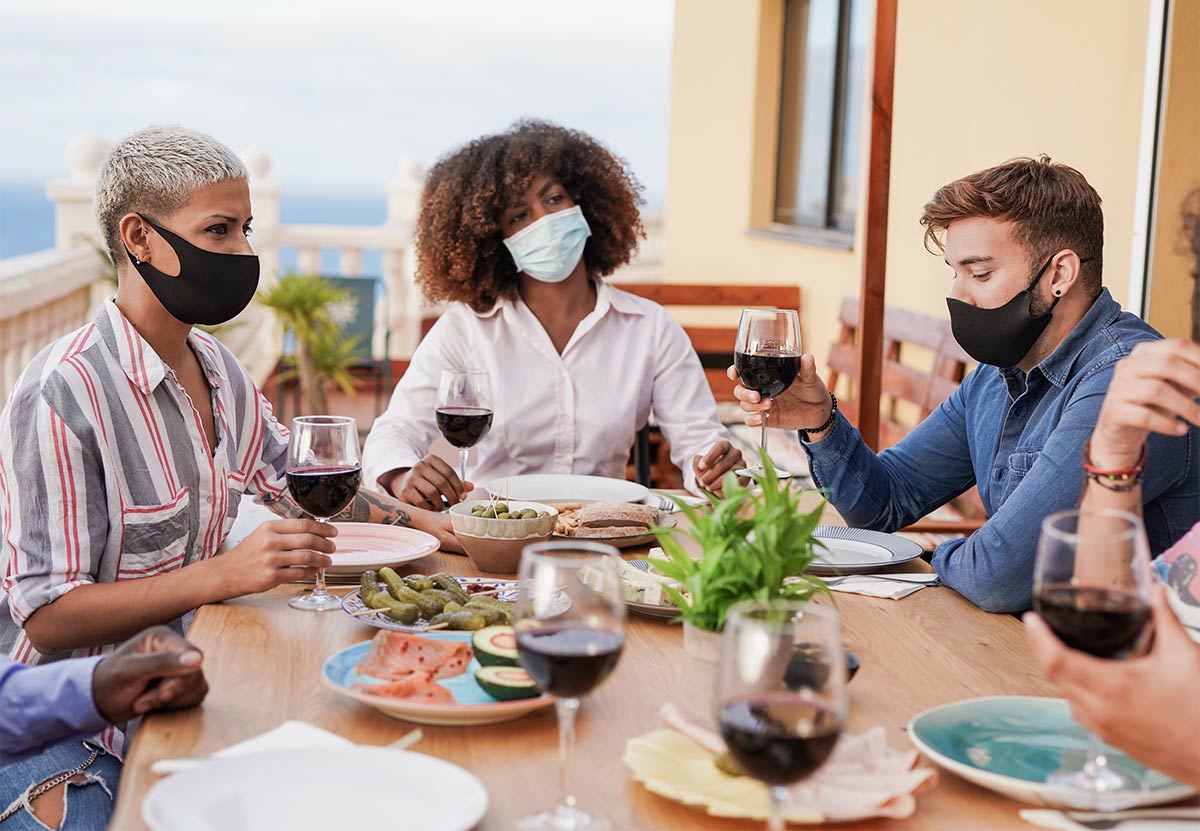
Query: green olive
[[520, 509, 537, 519]]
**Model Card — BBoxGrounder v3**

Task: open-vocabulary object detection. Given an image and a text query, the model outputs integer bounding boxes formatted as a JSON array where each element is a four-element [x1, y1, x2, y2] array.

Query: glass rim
[[520, 540, 621, 565], [1040, 507, 1146, 544], [726, 597, 838, 626], [739, 307, 798, 316], [291, 415, 356, 426]]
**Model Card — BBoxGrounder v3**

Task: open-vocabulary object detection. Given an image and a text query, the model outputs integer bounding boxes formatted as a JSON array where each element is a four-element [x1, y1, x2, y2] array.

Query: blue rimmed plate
[[907, 696, 1196, 807], [321, 631, 553, 726], [805, 526, 925, 575]]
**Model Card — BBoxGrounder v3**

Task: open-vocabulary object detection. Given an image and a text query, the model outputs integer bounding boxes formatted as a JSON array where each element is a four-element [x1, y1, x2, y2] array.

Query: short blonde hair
[[95, 125, 246, 264]]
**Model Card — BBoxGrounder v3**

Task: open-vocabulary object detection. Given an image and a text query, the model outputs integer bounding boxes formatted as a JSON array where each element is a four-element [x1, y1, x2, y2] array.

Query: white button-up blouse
[[362, 281, 732, 495]]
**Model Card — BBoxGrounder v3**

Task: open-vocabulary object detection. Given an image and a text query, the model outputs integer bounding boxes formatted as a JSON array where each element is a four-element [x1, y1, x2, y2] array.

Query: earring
[[1054, 289, 1062, 296]]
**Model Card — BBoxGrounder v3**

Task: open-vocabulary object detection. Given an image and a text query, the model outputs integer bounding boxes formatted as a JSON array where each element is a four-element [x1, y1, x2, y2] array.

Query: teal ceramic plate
[[321, 631, 552, 726], [908, 696, 1196, 807]]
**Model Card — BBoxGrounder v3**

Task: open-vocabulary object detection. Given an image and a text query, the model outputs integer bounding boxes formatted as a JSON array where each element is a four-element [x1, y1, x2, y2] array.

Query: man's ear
[[1047, 249, 1083, 298], [118, 213, 152, 264]]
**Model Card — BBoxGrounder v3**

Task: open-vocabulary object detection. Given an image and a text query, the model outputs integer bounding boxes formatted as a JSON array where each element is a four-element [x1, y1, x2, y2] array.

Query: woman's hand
[[214, 519, 335, 598], [92, 626, 208, 722], [728, 354, 832, 433], [1024, 585, 1200, 788], [692, 440, 744, 495], [388, 455, 471, 509], [1089, 338, 1200, 469]]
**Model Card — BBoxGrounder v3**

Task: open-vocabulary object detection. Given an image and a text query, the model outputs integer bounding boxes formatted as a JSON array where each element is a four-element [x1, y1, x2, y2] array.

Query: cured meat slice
[[355, 672, 454, 703], [357, 630, 471, 681]]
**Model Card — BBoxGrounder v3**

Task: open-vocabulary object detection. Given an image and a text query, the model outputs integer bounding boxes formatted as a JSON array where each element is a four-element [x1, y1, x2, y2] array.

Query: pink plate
[[324, 523, 440, 575]]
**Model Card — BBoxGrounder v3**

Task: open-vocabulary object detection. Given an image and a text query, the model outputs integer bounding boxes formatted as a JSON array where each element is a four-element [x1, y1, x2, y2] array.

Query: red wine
[[1036, 585, 1150, 659], [286, 465, 361, 519], [516, 627, 623, 698], [719, 696, 841, 785], [435, 407, 494, 449], [735, 351, 799, 399]]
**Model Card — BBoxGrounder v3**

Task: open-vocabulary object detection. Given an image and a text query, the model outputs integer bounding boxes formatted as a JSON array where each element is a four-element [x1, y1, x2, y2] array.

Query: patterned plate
[[321, 632, 553, 727], [341, 577, 517, 633], [805, 526, 925, 575]]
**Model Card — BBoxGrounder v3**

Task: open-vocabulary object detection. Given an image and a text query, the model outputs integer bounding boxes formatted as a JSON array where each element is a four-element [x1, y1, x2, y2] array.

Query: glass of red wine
[[286, 415, 361, 612], [717, 599, 846, 831], [514, 541, 625, 831], [436, 369, 493, 492], [734, 308, 802, 479], [1034, 508, 1153, 810]]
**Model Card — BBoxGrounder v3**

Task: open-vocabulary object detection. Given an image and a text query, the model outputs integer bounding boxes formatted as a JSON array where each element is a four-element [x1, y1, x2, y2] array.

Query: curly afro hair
[[414, 119, 645, 312]]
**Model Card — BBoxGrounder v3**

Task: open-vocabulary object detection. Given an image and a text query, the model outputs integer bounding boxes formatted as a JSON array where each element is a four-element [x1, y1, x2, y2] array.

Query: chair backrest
[[615, 282, 803, 401], [827, 296, 974, 449]]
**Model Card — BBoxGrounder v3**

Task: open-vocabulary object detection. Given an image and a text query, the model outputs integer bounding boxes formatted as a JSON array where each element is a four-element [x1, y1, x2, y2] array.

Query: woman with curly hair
[[363, 120, 741, 508]]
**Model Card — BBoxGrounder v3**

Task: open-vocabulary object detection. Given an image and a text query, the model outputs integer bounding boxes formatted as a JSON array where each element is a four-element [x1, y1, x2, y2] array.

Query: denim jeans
[[0, 741, 121, 830]]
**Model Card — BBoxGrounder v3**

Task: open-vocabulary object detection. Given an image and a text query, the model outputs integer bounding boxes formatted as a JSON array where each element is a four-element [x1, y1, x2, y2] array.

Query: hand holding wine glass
[[732, 308, 804, 477], [717, 599, 847, 831], [286, 416, 361, 612], [1032, 508, 1153, 809], [435, 369, 493, 502], [515, 541, 625, 831]]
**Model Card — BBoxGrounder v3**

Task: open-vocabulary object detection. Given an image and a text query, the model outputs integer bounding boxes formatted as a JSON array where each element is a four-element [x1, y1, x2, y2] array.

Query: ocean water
[[0, 181, 389, 276]]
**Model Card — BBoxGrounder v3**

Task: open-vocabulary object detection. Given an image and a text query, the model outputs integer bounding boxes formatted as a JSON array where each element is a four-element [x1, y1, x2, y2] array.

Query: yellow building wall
[[1147, 0, 1200, 339], [665, 0, 1154, 363]]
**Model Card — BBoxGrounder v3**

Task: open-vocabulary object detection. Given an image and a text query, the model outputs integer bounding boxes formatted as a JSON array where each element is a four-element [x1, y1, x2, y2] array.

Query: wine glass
[[735, 308, 802, 479], [286, 416, 361, 612], [436, 369, 493, 490], [1034, 508, 1153, 810], [717, 599, 847, 831], [514, 541, 625, 831]]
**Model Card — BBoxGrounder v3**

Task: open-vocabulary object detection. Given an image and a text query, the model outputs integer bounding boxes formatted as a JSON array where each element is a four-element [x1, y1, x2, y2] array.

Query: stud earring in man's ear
[[1054, 289, 1062, 296]]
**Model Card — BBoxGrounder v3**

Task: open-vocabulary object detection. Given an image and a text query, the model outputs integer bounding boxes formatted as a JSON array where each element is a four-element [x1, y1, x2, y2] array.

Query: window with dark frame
[[773, 0, 869, 237]]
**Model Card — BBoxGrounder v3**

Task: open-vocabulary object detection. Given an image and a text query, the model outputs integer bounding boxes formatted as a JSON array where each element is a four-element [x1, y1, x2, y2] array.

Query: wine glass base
[[1045, 763, 1148, 812], [289, 592, 343, 612], [735, 466, 794, 481], [516, 806, 610, 831]]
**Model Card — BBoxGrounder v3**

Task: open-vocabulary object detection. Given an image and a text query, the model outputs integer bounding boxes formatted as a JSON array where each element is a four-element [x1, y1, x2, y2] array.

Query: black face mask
[[126, 216, 260, 326], [946, 254, 1093, 368]]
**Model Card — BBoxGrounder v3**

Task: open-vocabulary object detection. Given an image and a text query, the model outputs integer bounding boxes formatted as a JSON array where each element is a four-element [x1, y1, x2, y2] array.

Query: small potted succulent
[[652, 451, 828, 662]]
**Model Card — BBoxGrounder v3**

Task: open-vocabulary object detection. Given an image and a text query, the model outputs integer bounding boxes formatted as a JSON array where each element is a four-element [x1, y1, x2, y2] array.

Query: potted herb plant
[[652, 451, 828, 662]]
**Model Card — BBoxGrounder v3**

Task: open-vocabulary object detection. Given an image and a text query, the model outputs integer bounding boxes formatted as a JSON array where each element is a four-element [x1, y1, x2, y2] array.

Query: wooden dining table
[[110, 507, 1063, 831]]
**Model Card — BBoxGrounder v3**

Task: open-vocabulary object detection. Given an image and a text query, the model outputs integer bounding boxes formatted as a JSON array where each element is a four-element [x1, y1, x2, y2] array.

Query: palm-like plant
[[257, 273, 356, 413]]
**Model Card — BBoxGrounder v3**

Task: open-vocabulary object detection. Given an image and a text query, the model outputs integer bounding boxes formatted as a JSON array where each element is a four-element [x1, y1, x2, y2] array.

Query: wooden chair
[[616, 282, 803, 486], [827, 296, 986, 534]]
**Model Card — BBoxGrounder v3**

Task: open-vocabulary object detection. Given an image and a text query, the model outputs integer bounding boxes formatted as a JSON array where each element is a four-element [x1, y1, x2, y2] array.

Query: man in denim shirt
[[732, 157, 1198, 613]]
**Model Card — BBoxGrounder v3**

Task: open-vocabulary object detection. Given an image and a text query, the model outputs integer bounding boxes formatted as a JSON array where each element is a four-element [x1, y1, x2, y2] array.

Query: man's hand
[[692, 440, 744, 495], [216, 519, 335, 597], [1090, 338, 1200, 469], [1024, 585, 1200, 787], [728, 354, 832, 432], [386, 456, 471, 509], [92, 626, 208, 723]]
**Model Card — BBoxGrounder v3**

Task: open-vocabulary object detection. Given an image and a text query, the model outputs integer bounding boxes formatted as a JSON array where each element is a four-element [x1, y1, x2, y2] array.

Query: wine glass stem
[[312, 517, 330, 599], [459, 447, 469, 490], [554, 697, 581, 814], [767, 785, 788, 831], [760, 402, 771, 468], [1084, 730, 1109, 780]]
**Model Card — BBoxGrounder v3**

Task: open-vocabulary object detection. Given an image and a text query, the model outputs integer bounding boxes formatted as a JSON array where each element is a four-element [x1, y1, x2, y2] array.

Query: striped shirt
[[0, 298, 289, 755]]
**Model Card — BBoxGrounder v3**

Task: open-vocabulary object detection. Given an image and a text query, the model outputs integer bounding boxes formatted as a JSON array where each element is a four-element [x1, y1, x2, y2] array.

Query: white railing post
[[242, 148, 281, 282], [44, 133, 109, 253], [385, 158, 424, 359]]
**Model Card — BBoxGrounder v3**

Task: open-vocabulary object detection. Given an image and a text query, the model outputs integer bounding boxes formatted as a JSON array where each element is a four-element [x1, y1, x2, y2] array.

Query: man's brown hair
[[919, 155, 1104, 295]]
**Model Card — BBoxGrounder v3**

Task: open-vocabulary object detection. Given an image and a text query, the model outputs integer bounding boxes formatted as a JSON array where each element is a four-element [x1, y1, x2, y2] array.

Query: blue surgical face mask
[[502, 204, 591, 283]]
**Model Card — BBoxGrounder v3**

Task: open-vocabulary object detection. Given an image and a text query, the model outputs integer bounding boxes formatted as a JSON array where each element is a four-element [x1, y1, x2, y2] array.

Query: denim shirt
[[804, 289, 1199, 613]]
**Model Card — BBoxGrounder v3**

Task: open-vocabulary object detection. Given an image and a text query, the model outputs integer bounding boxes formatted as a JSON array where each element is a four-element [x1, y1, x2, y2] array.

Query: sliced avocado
[[471, 625, 519, 667], [475, 666, 540, 701]]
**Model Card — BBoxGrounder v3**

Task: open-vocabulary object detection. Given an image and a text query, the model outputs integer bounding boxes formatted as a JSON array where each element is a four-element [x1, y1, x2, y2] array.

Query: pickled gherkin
[[431, 573, 469, 603], [429, 610, 487, 630]]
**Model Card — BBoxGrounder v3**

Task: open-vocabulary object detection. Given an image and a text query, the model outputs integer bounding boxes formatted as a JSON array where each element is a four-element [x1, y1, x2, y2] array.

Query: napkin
[[622, 704, 937, 824], [1020, 808, 1200, 831], [151, 721, 351, 774], [795, 572, 941, 600]]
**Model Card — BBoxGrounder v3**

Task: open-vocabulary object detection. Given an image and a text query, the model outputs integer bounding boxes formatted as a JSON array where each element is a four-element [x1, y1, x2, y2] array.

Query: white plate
[[805, 526, 924, 575], [485, 474, 648, 504], [142, 746, 488, 831], [322, 523, 441, 575]]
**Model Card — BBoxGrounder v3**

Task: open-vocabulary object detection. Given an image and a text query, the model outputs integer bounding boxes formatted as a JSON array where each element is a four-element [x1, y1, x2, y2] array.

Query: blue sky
[[0, 0, 674, 204]]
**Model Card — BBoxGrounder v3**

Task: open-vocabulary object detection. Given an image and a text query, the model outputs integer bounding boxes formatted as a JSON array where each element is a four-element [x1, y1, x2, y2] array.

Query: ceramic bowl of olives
[[450, 500, 559, 574]]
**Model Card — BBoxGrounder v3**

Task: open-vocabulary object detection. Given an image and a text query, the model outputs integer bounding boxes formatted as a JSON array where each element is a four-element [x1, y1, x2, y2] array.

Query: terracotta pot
[[682, 620, 723, 663]]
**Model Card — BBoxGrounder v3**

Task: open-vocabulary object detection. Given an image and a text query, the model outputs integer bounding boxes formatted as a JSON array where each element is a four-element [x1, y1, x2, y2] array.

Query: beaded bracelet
[[798, 393, 838, 443], [1082, 441, 1146, 492]]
